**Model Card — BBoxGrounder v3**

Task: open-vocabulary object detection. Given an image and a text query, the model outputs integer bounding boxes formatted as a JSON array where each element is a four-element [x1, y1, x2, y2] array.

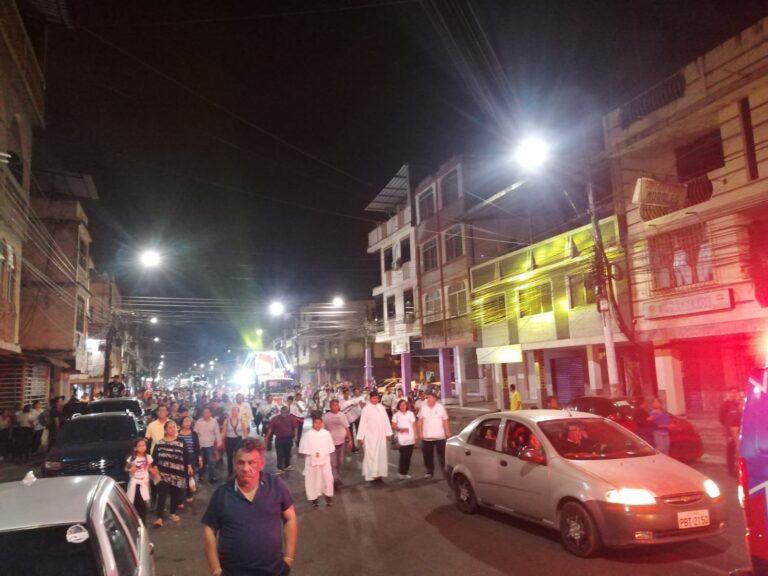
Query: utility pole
[[102, 281, 116, 391], [586, 170, 621, 396]]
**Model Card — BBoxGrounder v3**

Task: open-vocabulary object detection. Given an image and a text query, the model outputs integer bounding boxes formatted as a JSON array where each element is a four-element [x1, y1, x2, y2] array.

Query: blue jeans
[[200, 446, 216, 480]]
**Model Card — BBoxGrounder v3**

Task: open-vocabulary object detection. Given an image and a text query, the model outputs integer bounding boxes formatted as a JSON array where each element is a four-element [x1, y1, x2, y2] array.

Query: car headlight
[[704, 479, 720, 499], [44, 460, 63, 471], [605, 488, 656, 506]]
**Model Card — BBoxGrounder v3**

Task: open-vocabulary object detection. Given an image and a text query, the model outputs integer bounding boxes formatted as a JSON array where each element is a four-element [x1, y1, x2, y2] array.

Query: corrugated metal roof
[[365, 164, 410, 213]]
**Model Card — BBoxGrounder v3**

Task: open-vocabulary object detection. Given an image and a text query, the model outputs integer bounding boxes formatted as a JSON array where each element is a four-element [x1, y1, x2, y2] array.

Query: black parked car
[[41, 412, 140, 485], [88, 398, 147, 432]]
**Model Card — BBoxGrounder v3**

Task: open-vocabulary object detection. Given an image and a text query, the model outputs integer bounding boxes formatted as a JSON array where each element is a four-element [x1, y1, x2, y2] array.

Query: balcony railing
[[367, 205, 412, 248]]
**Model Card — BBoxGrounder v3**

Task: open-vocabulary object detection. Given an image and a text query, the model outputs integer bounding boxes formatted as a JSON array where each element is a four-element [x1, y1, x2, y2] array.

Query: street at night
[[149, 415, 748, 576], [3, 1, 768, 575]]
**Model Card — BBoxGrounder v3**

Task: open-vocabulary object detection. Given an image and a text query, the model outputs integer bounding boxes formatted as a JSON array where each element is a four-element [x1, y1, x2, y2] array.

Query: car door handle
[[500, 460, 508, 467], [465, 450, 471, 456]]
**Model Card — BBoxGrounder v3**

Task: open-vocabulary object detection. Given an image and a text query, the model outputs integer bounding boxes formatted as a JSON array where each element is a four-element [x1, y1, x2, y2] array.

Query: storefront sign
[[633, 178, 687, 221], [644, 288, 732, 319], [391, 338, 410, 355]]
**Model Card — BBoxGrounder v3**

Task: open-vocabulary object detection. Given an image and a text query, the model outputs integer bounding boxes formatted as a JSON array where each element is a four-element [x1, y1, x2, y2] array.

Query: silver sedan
[[445, 410, 727, 557]]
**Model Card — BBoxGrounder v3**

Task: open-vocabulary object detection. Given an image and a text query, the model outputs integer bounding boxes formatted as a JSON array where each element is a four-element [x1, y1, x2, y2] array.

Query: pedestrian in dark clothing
[[633, 397, 655, 447], [202, 438, 297, 576], [265, 406, 296, 473], [719, 387, 742, 476], [47, 396, 65, 451]]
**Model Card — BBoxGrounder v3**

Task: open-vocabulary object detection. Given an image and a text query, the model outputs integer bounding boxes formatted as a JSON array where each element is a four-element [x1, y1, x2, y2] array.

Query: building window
[[518, 283, 553, 318], [76, 296, 86, 334], [373, 295, 384, 323], [481, 294, 506, 325], [447, 282, 468, 317], [404, 289, 415, 322], [400, 237, 411, 264], [383, 247, 393, 272], [386, 295, 396, 319], [2, 243, 15, 303], [444, 225, 464, 262], [417, 188, 435, 222], [440, 170, 459, 208], [421, 238, 438, 272], [648, 224, 712, 290], [6, 151, 23, 187], [568, 274, 597, 309], [675, 130, 724, 182], [78, 238, 88, 270], [423, 290, 442, 323]]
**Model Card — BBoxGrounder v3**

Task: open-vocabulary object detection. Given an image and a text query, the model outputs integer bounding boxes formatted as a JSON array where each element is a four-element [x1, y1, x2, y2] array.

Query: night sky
[[35, 0, 768, 367]]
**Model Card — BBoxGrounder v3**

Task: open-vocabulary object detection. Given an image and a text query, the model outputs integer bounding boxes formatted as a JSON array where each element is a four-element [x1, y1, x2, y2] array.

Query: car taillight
[[738, 457, 750, 516], [607, 413, 618, 421]]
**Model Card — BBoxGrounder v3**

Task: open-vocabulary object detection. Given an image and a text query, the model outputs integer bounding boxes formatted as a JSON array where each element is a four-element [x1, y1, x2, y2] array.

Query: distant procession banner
[[643, 288, 733, 319]]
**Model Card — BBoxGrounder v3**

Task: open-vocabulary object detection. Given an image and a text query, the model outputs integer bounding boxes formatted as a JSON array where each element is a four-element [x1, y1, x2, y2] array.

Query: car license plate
[[677, 509, 710, 529]]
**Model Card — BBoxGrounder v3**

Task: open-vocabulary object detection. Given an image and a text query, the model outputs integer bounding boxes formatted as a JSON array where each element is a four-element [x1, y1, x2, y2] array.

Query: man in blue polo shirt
[[202, 437, 298, 576]]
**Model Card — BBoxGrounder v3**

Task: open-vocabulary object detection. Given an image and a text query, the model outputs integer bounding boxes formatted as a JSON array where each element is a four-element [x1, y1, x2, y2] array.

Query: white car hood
[[565, 455, 707, 497]]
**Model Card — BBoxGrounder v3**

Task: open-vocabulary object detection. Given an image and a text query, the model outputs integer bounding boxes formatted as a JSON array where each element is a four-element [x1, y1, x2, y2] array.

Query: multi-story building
[[603, 16, 768, 414], [366, 165, 420, 392], [72, 272, 143, 397], [19, 169, 98, 398], [0, 0, 50, 410], [292, 300, 390, 388], [413, 156, 523, 404], [469, 214, 643, 409]]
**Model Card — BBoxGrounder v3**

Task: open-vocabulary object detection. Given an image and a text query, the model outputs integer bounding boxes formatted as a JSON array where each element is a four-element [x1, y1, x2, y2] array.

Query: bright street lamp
[[160, 354, 165, 359], [269, 301, 285, 316], [256, 329, 263, 337], [153, 337, 160, 343], [150, 317, 158, 324], [140, 250, 161, 268], [332, 296, 344, 308], [513, 137, 549, 172]]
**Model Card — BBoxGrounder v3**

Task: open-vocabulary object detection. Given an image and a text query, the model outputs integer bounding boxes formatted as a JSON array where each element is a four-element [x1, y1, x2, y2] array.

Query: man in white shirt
[[194, 406, 222, 483], [416, 392, 451, 479], [289, 394, 308, 447], [322, 399, 352, 485], [235, 393, 254, 430], [381, 387, 395, 420]]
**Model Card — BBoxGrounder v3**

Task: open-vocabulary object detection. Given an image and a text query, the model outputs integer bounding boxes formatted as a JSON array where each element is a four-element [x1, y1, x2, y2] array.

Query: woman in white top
[[391, 399, 418, 479], [222, 405, 247, 478]]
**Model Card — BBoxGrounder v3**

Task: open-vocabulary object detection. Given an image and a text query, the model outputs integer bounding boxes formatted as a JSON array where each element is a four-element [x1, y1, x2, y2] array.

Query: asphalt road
[[151, 431, 749, 576]]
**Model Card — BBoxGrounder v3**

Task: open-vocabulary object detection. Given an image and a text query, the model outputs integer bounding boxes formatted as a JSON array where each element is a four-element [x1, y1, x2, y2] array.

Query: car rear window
[[89, 401, 142, 417], [0, 524, 99, 575], [539, 418, 656, 460], [59, 417, 137, 444]]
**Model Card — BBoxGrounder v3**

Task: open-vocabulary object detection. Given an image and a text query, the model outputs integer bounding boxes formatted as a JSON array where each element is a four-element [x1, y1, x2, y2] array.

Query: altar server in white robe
[[299, 416, 336, 506], [356, 391, 392, 482]]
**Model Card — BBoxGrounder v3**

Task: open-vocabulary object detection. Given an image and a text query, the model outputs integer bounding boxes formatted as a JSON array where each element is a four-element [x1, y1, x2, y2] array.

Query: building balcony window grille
[[648, 223, 713, 291]]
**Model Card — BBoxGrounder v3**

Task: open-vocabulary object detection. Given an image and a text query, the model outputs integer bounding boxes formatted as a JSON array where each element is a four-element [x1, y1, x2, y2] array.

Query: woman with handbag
[[177, 416, 201, 503]]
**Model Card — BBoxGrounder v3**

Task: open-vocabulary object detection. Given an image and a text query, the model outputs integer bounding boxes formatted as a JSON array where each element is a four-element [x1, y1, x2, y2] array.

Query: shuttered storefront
[[552, 355, 586, 406], [0, 357, 50, 410]]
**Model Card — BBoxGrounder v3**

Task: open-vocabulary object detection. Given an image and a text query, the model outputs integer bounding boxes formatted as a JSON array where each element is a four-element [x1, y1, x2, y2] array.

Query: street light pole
[[515, 135, 622, 396]]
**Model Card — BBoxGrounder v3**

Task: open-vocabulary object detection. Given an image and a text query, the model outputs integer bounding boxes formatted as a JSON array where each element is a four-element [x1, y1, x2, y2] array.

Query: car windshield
[[89, 401, 141, 417], [0, 524, 99, 575], [538, 418, 656, 460], [59, 417, 137, 444]]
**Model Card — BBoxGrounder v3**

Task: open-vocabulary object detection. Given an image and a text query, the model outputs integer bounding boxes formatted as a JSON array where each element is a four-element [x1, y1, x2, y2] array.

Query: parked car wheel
[[453, 474, 478, 514], [559, 501, 602, 558]]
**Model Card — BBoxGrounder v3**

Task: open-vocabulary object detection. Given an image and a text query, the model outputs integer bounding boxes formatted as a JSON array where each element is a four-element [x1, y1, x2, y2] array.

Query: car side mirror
[[519, 447, 546, 465]]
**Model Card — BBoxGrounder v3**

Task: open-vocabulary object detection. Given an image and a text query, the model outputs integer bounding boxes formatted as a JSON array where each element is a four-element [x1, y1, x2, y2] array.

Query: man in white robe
[[356, 391, 392, 482], [299, 417, 336, 507]]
